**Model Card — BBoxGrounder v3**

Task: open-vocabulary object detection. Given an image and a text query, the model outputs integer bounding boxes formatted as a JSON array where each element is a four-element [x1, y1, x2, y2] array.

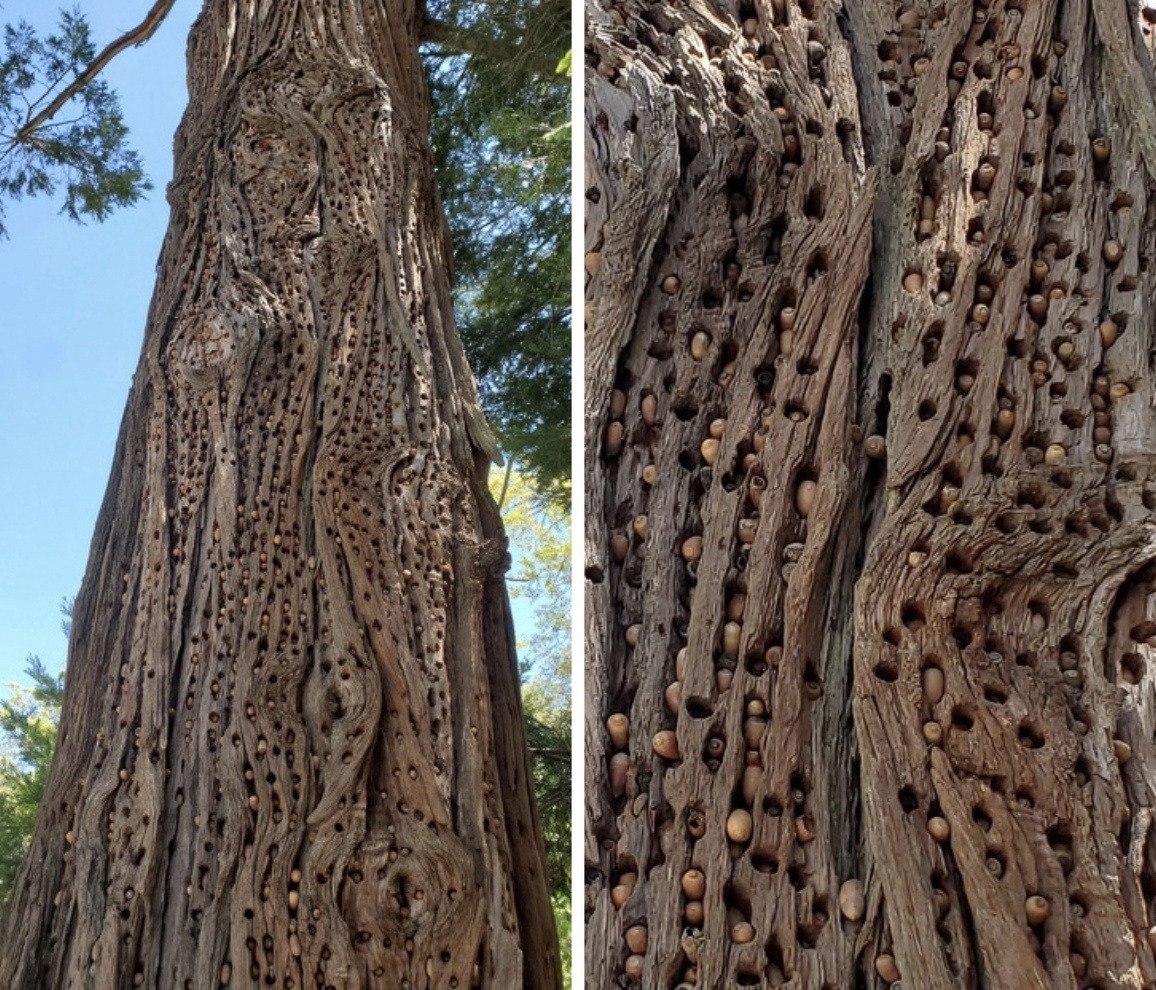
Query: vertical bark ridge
[[587, 0, 1156, 987], [0, 2, 560, 989]]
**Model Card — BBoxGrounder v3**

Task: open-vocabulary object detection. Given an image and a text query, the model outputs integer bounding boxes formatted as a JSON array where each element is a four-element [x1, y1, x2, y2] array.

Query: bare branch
[[15, 0, 177, 144]]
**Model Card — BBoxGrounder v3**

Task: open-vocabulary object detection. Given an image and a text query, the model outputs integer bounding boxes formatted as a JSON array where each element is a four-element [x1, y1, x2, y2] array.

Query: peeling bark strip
[[0, 3, 560, 989], [586, 0, 1156, 987]]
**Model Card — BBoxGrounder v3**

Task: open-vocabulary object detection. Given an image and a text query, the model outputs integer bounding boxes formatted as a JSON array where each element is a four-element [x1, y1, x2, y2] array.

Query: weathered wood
[[0, 3, 560, 988], [586, 0, 1156, 986]]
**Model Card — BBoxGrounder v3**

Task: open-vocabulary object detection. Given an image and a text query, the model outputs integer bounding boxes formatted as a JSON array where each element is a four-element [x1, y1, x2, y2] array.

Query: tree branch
[[420, 17, 562, 78], [15, 0, 177, 144]]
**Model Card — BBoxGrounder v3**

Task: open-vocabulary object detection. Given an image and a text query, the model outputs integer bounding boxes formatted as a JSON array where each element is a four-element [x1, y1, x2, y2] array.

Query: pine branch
[[420, 17, 562, 78], [14, 0, 177, 144]]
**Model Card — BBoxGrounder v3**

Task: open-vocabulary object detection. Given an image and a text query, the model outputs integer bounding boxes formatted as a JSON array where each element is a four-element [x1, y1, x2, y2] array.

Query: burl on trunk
[[0, 3, 560, 989], [586, 0, 1156, 987]]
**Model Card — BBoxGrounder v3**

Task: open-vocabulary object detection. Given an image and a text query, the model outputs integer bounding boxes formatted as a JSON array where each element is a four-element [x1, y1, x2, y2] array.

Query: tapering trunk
[[585, 0, 1156, 986], [0, 3, 560, 988]]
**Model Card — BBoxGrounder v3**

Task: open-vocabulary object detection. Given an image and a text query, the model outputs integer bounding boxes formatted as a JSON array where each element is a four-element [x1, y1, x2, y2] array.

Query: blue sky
[[0, 1, 548, 686]]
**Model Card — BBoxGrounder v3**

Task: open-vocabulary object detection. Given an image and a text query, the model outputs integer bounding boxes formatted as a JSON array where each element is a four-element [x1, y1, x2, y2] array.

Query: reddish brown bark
[[586, 0, 1156, 986], [0, 3, 560, 988]]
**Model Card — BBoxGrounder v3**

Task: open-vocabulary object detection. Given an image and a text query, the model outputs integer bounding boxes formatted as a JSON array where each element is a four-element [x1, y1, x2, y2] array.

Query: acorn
[[838, 879, 865, 922], [1092, 137, 1111, 163], [610, 872, 636, 908], [737, 518, 758, 544], [974, 161, 997, 192], [625, 925, 648, 954], [609, 389, 627, 419], [642, 464, 658, 485], [1018, 894, 1050, 926], [604, 421, 625, 456], [795, 479, 818, 517], [927, 816, 951, 842], [640, 393, 658, 425], [681, 535, 704, 562], [684, 900, 704, 925], [709, 417, 726, 439], [731, 920, 756, 944], [610, 531, 630, 562], [726, 809, 753, 844], [585, 252, 602, 276], [876, 954, 901, 984], [743, 716, 767, 748], [623, 955, 644, 979], [902, 271, 924, 293], [723, 621, 742, 656], [1099, 319, 1119, 348], [664, 680, 682, 713], [864, 434, 886, 459], [609, 752, 630, 795], [633, 515, 648, 540], [681, 869, 706, 899], [1028, 294, 1049, 321], [690, 330, 711, 360], [1114, 738, 1133, 763], [662, 274, 682, 295], [653, 730, 680, 760], [716, 668, 734, 692], [1103, 240, 1124, 266], [700, 438, 720, 465], [607, 713, 629, 749], [922, 721, 943, 746], [922, 667, 945, 703]]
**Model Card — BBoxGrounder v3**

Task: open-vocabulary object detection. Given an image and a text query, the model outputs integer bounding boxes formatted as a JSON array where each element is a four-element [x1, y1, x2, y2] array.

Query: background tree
[[0, 657, 63, 906], [586, 0, 1156, 987], [492, 466, 573, 982], [0, 2, 562, 987], [427, 0, 572, 496]]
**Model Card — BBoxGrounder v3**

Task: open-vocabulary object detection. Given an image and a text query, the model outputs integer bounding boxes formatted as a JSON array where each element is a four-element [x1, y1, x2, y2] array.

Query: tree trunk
[[0, 3, 560, 989], [585, 0, 1156, 987]]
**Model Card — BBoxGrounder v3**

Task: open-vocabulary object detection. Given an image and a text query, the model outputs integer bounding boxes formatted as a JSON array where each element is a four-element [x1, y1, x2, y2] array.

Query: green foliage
[[425, 0, 572, 496], [0, 7, 149, 238], [492, 466, 571, 981], [0, 657, 63, 907]]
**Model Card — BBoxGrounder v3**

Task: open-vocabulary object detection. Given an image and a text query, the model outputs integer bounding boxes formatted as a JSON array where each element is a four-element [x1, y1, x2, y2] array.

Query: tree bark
[[0, 3, 560, 989], [585, 0, 1156, 987]]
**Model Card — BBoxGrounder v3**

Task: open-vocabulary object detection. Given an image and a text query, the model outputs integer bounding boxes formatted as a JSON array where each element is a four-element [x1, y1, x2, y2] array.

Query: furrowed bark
[[585, 0, 1156, 986], [0, 3, 560, 989]]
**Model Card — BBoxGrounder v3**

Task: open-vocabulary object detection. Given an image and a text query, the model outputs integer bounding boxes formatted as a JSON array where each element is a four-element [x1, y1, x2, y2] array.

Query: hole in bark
[[995, 512, 1019, 534], [1018, 722, 1045, 748], [951, 706, 975, 730], [901, 602, 926, 630], [803, 185, 825, 220], [882, 626, 901, 647], [806, 251, 829, 278], [1016, 484, 1046, 509], [784, 399, 808, 421], [921, 323, 943, 364], [787, 864, 808, 890], [1052, 561, 1078, 580], [586, 566, 604, 583], [952, 626, 973, 649], [972, 805, 993, 830], [1121, 653, 1145, 684], [945, 550, 973, 574], [983, 684, 1008, 705], [874, 660, 899, 682], [686, 698, 713, 719], [898, 786, 919, 812], [918, 399, 938, 421], [752, 849, 779, 874]]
